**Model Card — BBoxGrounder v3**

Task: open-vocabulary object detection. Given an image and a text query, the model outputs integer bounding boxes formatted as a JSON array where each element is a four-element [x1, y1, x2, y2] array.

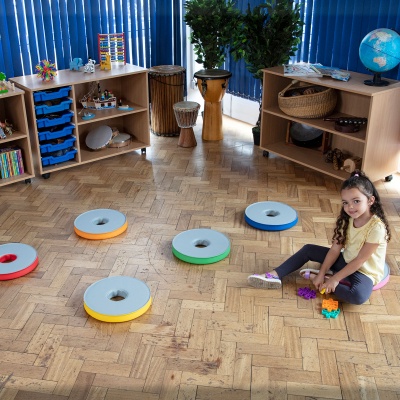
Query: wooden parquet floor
[[0, 116, 399, 400]]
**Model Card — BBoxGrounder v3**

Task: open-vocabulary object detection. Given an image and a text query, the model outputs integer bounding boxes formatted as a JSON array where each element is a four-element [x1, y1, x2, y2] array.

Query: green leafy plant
[[232, 0, 304, 126], [184, 0, 240, 69]]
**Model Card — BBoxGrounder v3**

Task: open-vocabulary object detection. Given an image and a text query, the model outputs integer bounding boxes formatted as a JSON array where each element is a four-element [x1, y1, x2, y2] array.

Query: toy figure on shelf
[[35, 60, 57, 81], [100, 53, 112, 71], [0, 72, 8, 94], [70, 58, 83, 71], [84, 58, 96, 73], [0, 120, 15, 137], [80, 81, 116, 110]]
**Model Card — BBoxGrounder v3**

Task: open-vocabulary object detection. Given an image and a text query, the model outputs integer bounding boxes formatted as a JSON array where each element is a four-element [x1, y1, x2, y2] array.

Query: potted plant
[[231, 0, 303, 145], [184, 0, 240, 69]]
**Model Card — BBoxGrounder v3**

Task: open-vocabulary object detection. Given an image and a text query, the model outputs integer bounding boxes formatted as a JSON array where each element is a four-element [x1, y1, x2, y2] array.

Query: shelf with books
[[0, 88, 35, 186]]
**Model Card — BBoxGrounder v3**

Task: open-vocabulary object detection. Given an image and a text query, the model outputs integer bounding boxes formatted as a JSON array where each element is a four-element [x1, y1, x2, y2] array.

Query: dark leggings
[[275, 244, 373, 305]]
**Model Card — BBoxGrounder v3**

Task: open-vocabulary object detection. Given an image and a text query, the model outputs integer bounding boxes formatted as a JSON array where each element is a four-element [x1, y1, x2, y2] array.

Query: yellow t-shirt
[[342, 215, 387, 285]]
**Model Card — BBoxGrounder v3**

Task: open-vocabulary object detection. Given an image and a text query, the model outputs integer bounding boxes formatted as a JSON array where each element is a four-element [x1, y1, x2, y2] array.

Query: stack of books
[[283, 63, 351, 82], [0, 146, 25, 178]]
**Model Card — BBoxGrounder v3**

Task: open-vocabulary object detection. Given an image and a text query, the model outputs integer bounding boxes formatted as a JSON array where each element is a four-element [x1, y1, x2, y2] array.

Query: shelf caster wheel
[[42, 173, 51, 179], [263, 150, 269, 157], [141, 148, 146, 154], [385, 175, 393, 182], [24, 179, 31, 184]]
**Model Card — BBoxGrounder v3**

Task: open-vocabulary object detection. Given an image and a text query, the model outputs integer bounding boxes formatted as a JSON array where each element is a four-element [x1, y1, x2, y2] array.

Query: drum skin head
[[86, 125, 113, 150], [193, 69, 232, 79]]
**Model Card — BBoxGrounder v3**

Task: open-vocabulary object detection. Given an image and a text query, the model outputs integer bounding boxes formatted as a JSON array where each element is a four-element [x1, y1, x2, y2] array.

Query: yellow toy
[[100, 53, 112, 71]]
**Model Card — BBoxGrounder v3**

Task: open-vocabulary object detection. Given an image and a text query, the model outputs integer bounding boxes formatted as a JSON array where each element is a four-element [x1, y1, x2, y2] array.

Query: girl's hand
[[320, 278, 340, 294], [312, 272, 327, 291]]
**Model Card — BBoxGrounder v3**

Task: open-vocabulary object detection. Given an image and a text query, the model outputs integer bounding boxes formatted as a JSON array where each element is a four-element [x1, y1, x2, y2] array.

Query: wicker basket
[[278, 80, 337, 119]]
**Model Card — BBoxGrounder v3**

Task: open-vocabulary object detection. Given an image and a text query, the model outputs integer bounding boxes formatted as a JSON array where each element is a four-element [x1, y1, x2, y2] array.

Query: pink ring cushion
[[339, 262, 390, 291], [372, 262, 390, 291], [0, 243, 39, 280]]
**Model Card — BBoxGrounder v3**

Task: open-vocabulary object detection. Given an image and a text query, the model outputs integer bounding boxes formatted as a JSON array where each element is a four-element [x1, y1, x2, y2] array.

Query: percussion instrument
[[193, 69, 232, 141], [108, 132, 132, 148], [173, 101, 200, 148], [148, 65, 185, 136], [85, 125, 114, 151]]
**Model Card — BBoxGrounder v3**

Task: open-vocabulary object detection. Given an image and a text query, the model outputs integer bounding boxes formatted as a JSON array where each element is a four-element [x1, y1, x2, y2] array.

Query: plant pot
[[252, 126, 260, 146]]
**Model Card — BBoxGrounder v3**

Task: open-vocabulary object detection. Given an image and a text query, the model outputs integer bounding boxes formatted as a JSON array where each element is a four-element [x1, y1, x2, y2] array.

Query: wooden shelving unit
[[11, 64, 150, 178], [0, 88, 35, 186], [261, 66, 400, 182]]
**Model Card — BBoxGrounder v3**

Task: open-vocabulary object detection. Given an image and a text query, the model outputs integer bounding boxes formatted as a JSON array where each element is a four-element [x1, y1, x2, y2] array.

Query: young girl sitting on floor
[[248, 170, 391, 305]]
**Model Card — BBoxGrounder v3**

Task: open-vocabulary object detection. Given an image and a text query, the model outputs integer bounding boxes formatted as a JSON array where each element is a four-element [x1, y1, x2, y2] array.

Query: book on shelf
[[0, 146, 24, 179], [311, 64, 351, 82], [283, 63, 351, 82], [283, 63, 322, 77]]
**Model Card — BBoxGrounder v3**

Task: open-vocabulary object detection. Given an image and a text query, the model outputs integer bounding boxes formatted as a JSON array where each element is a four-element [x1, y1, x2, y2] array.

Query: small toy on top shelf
[[0, 72, 15, 93], [100, 54, 112, 71], [35, 60, 57, 81], [84, 58, 96, 73], [70, 58, 83, 71]]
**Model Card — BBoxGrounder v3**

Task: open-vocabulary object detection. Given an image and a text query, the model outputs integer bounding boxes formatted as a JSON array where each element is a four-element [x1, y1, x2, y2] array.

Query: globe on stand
[[359, 28, 400, 86]]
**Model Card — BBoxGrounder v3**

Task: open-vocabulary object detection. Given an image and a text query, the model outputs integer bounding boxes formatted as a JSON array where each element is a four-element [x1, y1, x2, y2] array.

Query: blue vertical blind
[[227, 0, 400, 101], [0, 0, 186, 79]]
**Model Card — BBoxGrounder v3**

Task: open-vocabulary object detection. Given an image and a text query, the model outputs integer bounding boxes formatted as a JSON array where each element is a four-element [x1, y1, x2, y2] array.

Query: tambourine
[[85, 125, 114, 151], [108, 132, 132, 148]]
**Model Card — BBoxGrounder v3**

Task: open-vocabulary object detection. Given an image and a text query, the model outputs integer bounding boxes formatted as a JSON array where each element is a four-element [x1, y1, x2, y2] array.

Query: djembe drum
[[193, 69, 232, 141], [149, 65, 185, 136], [173, 101, 200, 148]]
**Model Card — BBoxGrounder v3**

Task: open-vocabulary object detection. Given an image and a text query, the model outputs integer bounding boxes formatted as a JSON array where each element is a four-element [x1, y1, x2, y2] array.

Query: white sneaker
[[247, 273, 281, 289]]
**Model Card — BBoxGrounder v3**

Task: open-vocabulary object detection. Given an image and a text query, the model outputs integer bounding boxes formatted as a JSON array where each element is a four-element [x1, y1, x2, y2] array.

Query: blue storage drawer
[[35, 98, 72, 115], [39, 135, 76, 155], [41, 148, 77, 166], [33, 86, 71, 102], [36, 110, 74, 129], [38, 123, 75, 141]]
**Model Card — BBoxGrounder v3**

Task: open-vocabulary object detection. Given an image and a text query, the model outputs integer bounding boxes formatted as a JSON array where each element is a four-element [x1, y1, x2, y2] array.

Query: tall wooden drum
[[149, 65, 185, 136], [194, 69, 232, 141]]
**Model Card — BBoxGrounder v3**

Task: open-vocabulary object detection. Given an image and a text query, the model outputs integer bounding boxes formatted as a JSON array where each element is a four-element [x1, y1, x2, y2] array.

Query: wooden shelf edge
[[0, 172, 34, 186], [263, 107, 366, 143], [79, 142, 149, 164], [261, 142, 350, 180]]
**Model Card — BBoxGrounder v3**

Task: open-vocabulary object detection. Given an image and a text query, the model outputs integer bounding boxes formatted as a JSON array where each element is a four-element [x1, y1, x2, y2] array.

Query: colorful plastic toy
[[297, 287, 316, 299], [322, 298, 339, 312], [70, 58, 83, 71], [84, 58, 96, 73], [100, 53, 112, 70], [35, 59, 57, 81], [322, 308, 341, 319]]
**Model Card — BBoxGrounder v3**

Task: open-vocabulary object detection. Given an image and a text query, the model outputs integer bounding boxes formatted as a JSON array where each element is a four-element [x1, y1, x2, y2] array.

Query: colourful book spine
[[1, 153, 9, 178], [16, 149, 24, 174], [11, 151, 19, 176], [0, 153, 5, 179]]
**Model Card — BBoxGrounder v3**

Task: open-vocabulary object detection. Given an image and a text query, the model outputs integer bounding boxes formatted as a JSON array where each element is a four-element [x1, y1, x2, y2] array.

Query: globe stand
[[364, 72, 390, 87]]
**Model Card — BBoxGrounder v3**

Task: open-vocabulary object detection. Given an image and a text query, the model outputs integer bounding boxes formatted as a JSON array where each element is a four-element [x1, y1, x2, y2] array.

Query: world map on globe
[[359, 28, 400, 73]]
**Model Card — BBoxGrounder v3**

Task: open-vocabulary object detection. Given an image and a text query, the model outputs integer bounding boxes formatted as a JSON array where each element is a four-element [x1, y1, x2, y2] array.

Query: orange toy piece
[[322, 298, 339, 312]]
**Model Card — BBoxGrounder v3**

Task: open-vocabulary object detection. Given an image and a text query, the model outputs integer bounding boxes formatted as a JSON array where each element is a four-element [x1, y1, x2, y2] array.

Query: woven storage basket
[[278, 80, 337, 119]]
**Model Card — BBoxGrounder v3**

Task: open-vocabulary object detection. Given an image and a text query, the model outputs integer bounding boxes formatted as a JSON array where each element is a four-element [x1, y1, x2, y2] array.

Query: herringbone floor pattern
[[0, 116, 399, 400]]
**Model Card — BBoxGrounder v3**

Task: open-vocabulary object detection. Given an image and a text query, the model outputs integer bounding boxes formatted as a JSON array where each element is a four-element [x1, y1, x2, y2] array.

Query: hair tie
[[354, 174, 359, 177]]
